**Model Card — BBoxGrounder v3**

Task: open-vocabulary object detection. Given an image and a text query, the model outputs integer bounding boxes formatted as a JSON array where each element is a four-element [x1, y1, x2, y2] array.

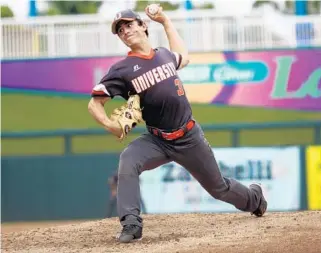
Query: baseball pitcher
[[88, 4, 267, 243]]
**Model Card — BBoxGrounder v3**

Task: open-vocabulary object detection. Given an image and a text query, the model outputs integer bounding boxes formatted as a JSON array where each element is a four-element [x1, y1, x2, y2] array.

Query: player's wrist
[[105, 121, 123, 138], [161, 18, 172, 28], [105, 119, 120, 131]]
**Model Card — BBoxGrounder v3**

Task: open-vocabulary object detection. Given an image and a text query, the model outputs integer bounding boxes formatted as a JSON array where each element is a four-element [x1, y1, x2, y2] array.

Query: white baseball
[[148, 4, 159, 15]]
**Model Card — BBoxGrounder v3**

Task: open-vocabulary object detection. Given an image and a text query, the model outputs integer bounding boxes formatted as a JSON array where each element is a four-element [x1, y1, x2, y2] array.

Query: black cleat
[[118, 225, 143, 243], [250, 183, 268, 217]]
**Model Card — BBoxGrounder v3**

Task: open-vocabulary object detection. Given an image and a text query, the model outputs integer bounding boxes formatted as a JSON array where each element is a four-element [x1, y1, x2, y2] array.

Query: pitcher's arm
[[162, 18, 189, 69], [88, 97, 122, 137]]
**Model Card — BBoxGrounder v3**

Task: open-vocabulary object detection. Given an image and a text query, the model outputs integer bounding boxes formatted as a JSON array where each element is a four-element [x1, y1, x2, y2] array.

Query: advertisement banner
[[181, 49, 321, 110], [1, 56, 123, 95], [306, 146, 321, 210], [2, 49, 320, 110], [140, 146, 301, 214]]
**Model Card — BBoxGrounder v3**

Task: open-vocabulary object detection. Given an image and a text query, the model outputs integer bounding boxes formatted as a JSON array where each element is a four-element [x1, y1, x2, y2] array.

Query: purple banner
[[1, 56, 123, 94], [1, 49, 321, 110], [180, 49, 321, 111], [211, 49, 321, 111]]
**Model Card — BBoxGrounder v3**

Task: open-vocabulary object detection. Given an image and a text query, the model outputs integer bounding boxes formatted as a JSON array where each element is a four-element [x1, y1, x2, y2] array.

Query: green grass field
[[2, 93, 321, 155]]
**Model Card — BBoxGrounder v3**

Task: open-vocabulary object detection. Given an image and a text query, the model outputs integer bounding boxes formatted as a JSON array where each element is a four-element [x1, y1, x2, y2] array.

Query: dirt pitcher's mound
[[2, 211, 321, 253]]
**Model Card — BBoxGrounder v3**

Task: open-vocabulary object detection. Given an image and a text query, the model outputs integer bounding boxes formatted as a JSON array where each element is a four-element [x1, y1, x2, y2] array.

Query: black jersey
[[91, 47, 192, 130]]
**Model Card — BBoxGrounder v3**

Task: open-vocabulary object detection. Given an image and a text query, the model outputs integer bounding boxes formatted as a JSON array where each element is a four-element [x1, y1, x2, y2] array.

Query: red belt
[[148, 120, 195, 141]]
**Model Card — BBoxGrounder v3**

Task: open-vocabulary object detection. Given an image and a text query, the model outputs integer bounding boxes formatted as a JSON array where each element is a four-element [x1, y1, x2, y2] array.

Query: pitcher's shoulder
[[113, 58, 131, 70]]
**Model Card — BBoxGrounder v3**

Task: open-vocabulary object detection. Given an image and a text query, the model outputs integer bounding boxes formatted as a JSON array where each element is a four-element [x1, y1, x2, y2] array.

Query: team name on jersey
[[131, 62, 177, 93]]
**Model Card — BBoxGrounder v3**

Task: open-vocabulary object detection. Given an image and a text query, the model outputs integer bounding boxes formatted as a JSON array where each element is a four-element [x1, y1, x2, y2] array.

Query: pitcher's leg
[[117, 133, 170, 227], [175, 137, 261, 212]]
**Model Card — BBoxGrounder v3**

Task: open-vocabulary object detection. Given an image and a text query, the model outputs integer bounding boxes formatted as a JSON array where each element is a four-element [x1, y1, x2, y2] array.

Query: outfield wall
[[1, 153, 120, 222], [2, 48, 321, 111], [2, 145, 321, 222], [140, 146, 304, 213]]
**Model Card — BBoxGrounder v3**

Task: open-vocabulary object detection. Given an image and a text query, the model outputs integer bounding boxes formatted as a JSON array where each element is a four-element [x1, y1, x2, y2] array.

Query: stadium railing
[[2, 121, 321, 155], [1, 10, 321, 59]]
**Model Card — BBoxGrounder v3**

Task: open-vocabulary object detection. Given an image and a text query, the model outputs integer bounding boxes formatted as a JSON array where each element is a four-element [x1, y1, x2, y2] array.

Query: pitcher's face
[[117, 21, 147, 47]]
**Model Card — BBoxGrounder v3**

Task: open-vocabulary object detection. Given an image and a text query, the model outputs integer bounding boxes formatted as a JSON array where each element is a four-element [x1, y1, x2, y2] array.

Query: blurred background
[[1, 0, 321, 228]]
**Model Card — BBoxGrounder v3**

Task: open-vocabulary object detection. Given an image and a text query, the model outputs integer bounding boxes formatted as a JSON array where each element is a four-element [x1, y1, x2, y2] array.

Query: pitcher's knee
[[118, 149, 141, 176], [210, 189, 228, 201]]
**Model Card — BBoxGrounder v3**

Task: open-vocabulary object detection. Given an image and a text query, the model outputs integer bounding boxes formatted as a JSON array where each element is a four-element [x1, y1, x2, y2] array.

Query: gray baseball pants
[[117, 122, 261, 227]]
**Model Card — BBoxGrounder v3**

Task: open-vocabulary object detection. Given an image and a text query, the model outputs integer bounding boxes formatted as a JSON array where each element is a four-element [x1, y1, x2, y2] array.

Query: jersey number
[[174, 79, 185, 96]]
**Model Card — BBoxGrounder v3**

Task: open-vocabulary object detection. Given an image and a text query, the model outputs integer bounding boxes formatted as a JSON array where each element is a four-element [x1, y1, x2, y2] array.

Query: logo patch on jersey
[[133, 65, 141, 72]]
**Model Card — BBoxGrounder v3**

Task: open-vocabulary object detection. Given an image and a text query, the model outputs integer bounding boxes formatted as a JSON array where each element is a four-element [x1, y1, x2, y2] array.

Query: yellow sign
[[306, 146, 321, 210]]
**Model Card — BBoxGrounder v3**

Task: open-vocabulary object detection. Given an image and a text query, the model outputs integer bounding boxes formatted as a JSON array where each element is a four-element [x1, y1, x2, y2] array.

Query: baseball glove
[[110, 95, 143, 140]]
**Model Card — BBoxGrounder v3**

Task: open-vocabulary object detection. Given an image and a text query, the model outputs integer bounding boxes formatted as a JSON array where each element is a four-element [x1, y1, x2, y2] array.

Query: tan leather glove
[[110, 95, 143, 140]]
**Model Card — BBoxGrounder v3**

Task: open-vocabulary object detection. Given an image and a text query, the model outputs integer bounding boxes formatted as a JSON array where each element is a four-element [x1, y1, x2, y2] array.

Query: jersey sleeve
[[158, 47, 182, 70], [91, 66, 127, 99]]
